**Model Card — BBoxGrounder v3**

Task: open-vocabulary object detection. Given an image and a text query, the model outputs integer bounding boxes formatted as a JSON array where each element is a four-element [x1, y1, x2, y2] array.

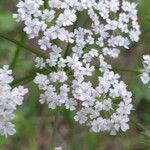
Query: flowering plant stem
[[10, 32, 26, 69], [11, 67, 55, 87], [0, 33, 48, 59], [44, 0, 48, 8], [62, 12, 80, 58], [113, 67, 140, 74]]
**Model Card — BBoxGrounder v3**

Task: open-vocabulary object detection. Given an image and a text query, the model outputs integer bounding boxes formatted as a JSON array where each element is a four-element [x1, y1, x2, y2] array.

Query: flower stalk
[[0, 33, 48, 59]]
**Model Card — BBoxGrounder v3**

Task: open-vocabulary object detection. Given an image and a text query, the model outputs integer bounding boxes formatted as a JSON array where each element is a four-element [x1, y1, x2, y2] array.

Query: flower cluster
[[14, 0, 140, 58], [34, 53, 133, 135], [140, 55, 150, 85], [0, 66, 28, 137], [14, 0, 140, 135]]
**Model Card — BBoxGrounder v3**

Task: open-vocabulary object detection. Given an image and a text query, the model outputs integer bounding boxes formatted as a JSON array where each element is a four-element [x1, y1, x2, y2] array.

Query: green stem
[[62, 12, 80, 58], [52, 108, 59, 149], [44, 0, 49, 9], [113, 67, 140, 74], [11, 72, 36, 87], [10, 32, 26, 69], [0, 33, 48, 59], [96, 66, 140, 74], [11, 67, 55, 87], [63, 43, 72, 58], [11, 65, 140, 88]]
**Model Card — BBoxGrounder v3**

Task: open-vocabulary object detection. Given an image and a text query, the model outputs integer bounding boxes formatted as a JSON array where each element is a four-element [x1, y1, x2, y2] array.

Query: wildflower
[[14, 0, 140, 58], [140, 55, 150, 85], [34, 55, 133, 135], [13, 0, 140, 135], [0, 66, 28, 137]]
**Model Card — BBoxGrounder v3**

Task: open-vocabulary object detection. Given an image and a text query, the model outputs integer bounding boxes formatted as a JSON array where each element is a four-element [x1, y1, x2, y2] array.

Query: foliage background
[[0, 0, 150, 149]]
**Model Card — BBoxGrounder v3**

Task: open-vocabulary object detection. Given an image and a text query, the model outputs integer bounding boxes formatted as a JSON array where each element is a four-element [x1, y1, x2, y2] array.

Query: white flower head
[[14, 0, 140, 59], [34, 54, 133, 135], [0, 66, 28, 137], [13, 0, 140, 135]]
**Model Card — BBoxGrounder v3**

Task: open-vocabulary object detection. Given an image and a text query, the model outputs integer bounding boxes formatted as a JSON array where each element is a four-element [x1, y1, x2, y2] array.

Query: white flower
[[110, 114, 130, 135], [0, 66, 28, 137], [42, 9, 55, 22], [38, 36, 51, 50], [34, 54, 133, 135], [141, 72, 150, 84], [34, 73, 50, 90], [140, 55, 150, 85], [24, 18, 47, 39], [13, 0, 140, 135], [49, 71, 68, 83], [57, 9, 77, 26], [102, 47, 120, 58], [35, 57, 46, 69], [14, 0, 140, 54]]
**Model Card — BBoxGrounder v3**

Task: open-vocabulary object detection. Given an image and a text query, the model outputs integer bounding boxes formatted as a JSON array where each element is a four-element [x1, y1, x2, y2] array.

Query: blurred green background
[[0, 0, 150, 150]]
